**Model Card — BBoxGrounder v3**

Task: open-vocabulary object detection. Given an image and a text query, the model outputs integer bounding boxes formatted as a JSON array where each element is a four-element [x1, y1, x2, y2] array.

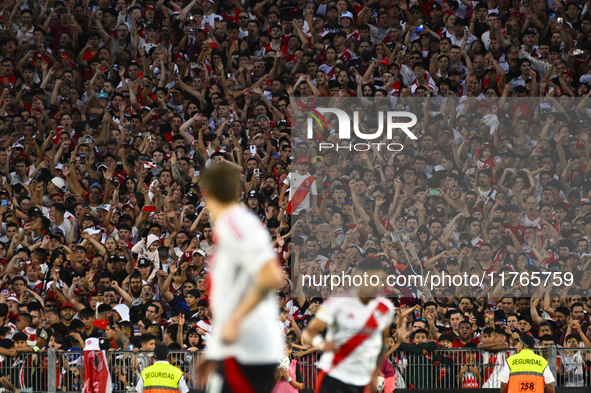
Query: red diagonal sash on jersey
[[286, 175, 315, 214], [223, 358, 258, 393], [315, 301, 390, 393], [493, 247, 507, 263]]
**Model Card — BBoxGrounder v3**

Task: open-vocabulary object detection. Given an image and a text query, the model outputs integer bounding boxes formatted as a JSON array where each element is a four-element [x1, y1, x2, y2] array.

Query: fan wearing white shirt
[[201, 0, 222, 29]]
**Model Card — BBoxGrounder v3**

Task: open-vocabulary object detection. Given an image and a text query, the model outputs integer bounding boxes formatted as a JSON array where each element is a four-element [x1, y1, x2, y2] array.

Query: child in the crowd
[[132, 334, 158, 381], [433, 334, 456, 388], [458, 342, 483, 388], [559, 333, 589, 387], [385, 332, 408, 389], [131, 234, 162, 283], [399, 329, 437, 389], [478, 327, 509, 388], [13, 332, 39, 391], [40, 333, 69, 391], [0, 338, 20, 393], [272, 341, 303, 392]]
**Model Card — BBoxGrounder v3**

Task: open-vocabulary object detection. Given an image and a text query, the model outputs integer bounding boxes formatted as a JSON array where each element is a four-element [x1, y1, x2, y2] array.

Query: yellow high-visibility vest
[[141, 361, 184, 393], [507, 349, 548, 393]]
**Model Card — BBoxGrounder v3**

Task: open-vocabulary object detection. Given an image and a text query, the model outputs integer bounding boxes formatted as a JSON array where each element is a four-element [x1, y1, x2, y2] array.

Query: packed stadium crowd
[[1, 0, 591, 391]]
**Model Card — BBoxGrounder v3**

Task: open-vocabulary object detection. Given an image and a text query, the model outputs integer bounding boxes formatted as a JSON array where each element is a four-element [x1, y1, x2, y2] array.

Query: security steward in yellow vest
[[499, 334, 555, 393], [136, 344, 189, 393]]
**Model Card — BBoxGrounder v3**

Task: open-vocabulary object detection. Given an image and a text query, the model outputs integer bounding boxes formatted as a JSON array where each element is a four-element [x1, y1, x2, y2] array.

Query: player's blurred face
[[355, 269, 385, 298]]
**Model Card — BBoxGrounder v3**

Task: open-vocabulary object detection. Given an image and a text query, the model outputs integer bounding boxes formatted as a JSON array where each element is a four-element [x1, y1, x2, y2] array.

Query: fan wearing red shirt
[[220, 0, 244, 24], [77, 32, 102, 67], [305, 30, 356, 63], [102, 154, 127, 184], [0, 59, 18, 89], [266, 24, 289, 56], [43, 7, 81, 53], [452, 320, 481, 348], [505, 204, 526, 243], [482, 66, 504, 94], [163, 115, 185, 143], [419, 0, 436, 16]]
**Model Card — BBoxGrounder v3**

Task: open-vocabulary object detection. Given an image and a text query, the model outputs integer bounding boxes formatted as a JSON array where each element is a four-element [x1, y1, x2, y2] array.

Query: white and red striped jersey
[[409, 71, 437, 94], [316, 295, 395, 386], [27, 280, 44, 296], [283, 171, 318, 215], [322, 45, 357, 63], [337, 48, 357, 63], [206, 205, 283, 364], [519, 213, 541, 228], [318, 63, 336, 78], [344, 29, 360, 42], [482, 350, 509, 388]]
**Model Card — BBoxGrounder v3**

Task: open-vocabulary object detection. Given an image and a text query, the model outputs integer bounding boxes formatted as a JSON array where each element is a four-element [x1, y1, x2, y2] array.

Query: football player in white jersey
[[302, 257, 395, 393], [196, 163, 284, 393]]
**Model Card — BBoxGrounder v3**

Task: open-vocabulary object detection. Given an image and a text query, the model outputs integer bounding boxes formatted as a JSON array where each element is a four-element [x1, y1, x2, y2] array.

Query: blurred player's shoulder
[[216, 205, 270, 242], [320, 295, 395, 314]]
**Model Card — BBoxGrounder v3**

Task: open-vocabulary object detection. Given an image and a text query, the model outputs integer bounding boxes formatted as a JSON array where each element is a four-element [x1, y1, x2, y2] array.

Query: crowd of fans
[[0, 0, 590, 391]]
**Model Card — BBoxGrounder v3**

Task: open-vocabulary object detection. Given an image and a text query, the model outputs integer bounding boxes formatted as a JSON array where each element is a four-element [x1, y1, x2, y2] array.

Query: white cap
[[7, 296, 19, 304], [84, 337, 101, 351], [98, 204, 111, 211], [197, 320, 212, 334], [51, 177, 66, 191], [341, 11, 354, 19], [113, 304, 130, 322], [84, 228, 101, 235], [55, 164, 64, 171], [80, 135, 94, 144], [24, 326, 37, 346], [117, 22, 131, 31], [193, 249, 206, 257], [434, 165, 446, 172]]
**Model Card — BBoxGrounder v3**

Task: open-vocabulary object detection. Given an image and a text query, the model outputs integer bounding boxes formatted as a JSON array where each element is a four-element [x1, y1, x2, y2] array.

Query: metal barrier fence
[[384, 346, 591, 390], [292, 346, 591, 390], [293, 352, 318, 390], [0, 349, 203, 393], [4, 347, 590, 392]]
